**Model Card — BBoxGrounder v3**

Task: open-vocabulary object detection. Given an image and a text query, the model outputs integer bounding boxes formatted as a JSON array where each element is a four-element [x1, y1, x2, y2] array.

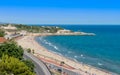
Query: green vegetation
[[0, 41, 23, 60], [0, 29, 5, 37], [27, 48, 35, 54], [27, 48, 32, 53], [0, 41, 35, 75], [22, 60, 35, 72], [0, 55, 35, 75], [0, 23, 64, 33], [14, 24, 63, 33]]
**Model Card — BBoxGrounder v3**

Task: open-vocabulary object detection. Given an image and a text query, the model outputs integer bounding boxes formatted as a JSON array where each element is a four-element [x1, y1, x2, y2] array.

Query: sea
[[35, 25, 120, 74]]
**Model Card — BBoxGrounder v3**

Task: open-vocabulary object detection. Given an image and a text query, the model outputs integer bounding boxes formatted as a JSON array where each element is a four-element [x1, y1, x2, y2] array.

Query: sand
[[16, 35, 112, 75]]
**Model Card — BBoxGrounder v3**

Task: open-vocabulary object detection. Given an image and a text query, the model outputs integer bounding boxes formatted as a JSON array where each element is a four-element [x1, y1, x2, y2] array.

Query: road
[[48, 63, 81, 75], [23, 51, 51, 75]]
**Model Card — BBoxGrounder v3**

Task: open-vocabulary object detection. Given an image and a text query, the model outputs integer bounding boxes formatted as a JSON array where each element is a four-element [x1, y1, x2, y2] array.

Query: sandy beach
[[16, 35, 112, 75]]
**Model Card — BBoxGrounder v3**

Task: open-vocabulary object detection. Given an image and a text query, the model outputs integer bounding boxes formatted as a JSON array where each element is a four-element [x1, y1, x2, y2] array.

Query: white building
[[57, 29, 72, 33], [19, 30, 27, 36], [1, 24, 17, 30]]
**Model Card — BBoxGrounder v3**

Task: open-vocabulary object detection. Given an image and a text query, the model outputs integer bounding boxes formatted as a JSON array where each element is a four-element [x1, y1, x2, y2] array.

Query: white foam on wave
[[48, 42, 53, 47], [44, 41, 50, 45], [50, 50, 63, 56], [43, 40, 46, 42], [54, 46, 58, 50], [98, 62, 103, 66], [81, 54, 83, 57], [74, 55, 78, 58], [46, 42, 59, 50], [40, 38, 59, 51], [39, 37, 47, 44], [68, 51, 73, 54], [73, 59, 78, 62]]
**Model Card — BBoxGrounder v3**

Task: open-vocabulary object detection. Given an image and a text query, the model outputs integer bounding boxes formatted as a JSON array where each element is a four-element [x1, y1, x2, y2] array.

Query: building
[[0, 37, 7, 44], [1, 24, 17, 30], [57, 29, 72, 33], [19, 30, 27, 36]]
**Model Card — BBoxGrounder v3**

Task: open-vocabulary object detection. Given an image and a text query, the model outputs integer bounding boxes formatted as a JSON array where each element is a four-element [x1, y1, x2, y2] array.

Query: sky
[[0, 0, 120, 24]]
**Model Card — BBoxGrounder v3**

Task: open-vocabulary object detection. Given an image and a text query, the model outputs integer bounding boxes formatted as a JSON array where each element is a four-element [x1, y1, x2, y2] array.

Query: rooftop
[[0, 37, 7, 43]]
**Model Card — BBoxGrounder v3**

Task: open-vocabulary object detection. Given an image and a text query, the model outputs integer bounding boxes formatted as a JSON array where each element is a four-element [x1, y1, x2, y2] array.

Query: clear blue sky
[[0, 0, 120, 24]]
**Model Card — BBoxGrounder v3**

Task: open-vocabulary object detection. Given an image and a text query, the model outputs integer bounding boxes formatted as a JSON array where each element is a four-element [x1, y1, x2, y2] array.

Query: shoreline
[[16, 35, 113, 75], [34, 36, 116, 75]]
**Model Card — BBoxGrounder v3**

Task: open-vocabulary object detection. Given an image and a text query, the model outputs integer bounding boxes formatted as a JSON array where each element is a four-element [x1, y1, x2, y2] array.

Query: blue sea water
[[35, 25, 120, 74]]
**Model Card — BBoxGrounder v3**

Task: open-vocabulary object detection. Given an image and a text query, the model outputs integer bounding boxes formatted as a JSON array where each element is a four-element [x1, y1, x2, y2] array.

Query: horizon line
[[0, 22, 120, 25]]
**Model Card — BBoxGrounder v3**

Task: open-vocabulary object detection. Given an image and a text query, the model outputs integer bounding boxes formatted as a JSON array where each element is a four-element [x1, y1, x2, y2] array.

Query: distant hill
[[0, 22, 11, 25], [0, 22, 4, 24], [0, 22, 7, 24]]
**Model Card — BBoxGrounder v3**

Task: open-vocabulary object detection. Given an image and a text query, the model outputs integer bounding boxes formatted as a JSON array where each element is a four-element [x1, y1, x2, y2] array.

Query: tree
[[0, 41, 36, 75], [22, 60, 35, 72], [0, 41, 23, 60], [0, 55, 35, 75], [27, 48, 31, 53], [32, 49, 35, 54], [0, 29, 5, 37]]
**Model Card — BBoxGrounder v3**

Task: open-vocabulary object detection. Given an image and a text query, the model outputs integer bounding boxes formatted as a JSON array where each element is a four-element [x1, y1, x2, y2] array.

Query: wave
[[98, 62, 103, 66], [39, 37, 59, 51], [73, 58, 78, 62], [74, 55, 78, 58], [68, 51, 73, 54], [81, 54, 83, 57], [49, 50, 63, 56]]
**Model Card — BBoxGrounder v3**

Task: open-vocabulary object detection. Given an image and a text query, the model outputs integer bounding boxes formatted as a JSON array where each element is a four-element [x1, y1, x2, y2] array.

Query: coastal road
[[23, 51, 51, 75], [48, 63, 81, 75]]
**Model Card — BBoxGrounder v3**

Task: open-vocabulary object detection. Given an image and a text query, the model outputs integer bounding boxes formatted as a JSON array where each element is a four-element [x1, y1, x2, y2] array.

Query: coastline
[[27, 32, 95, 36], [16, 35, 113, 75]]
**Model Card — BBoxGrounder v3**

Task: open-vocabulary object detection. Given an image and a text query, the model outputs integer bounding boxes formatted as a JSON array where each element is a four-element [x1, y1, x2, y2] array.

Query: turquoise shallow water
[[35, 25, 120, 74]]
